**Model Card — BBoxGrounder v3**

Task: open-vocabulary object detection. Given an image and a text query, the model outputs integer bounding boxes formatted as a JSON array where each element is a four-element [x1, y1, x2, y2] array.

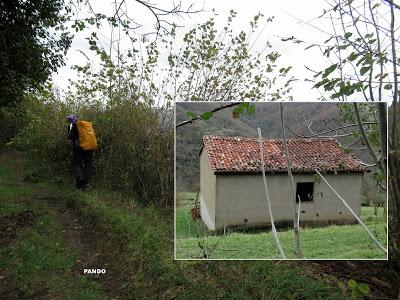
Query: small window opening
[[296, 182, 314, 202]]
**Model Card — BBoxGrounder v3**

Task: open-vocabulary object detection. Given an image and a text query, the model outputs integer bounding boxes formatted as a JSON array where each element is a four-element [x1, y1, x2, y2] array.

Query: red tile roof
[[201, 135, 367, 174]]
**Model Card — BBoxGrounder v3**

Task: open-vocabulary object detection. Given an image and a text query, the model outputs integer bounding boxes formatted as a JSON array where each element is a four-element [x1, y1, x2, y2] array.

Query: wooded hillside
[[176, 102, 376, 191]]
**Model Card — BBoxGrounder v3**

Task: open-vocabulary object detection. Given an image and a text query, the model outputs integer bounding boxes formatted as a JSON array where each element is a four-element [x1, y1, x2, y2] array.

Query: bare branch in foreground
[[258, 127, 286, 259], [297, 195, 301, 230], [280, 104, 301, 258], [316, 171, 387, 255], [353, 103, 384, 174], [284, 121, 378, 139]]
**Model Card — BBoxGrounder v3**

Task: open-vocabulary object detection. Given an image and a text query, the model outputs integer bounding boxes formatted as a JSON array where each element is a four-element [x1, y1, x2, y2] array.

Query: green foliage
[[0, 105, 27, 145], [7, 88, 73, 181], [22, 12, 297, 205], [9, 216, 75, 283], [200, 111, 213, 120], [8, 86, 173, 206], [0, 0, 72, 107], [306, 0, 395, 101], [90, 102, 174, 205], [247, 103, 256, 115], [348, 279, 370, 299], [186, 111, 197, 118], [339, 103, 380, 147], [69, 11, 293, 107], [168, 11, 293, 101], [232, 102, 257, 118]]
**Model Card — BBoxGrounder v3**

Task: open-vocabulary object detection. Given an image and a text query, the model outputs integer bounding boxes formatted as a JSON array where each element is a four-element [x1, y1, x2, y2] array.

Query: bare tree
[[258, 127, 286, 259], [280, 104, 302, 258], [79, 0, 202, 38]]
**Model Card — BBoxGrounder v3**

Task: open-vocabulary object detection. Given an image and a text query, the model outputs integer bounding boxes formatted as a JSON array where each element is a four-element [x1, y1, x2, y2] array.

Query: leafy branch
[[175, 102, 256, 128]]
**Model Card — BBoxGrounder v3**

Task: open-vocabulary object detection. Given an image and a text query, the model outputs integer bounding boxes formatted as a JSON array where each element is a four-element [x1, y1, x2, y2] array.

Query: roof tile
[[202, 135, 368, 174]]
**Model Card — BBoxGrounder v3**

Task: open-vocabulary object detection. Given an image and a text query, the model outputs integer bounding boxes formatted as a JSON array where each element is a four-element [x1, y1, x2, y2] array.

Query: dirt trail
[[32, 193, 126, 298], [0, 210, 34, 247], [42, 196, 101, 273], [52, 196, 122, 292], [0, 149, 121, 298]]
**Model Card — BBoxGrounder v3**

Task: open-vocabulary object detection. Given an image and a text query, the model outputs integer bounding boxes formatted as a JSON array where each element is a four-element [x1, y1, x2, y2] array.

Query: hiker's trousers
[[72, 146, 93, 186]]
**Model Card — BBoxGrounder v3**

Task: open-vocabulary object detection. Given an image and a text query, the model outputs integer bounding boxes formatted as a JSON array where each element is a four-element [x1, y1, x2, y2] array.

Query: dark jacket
[[67, 123, 80, 147]]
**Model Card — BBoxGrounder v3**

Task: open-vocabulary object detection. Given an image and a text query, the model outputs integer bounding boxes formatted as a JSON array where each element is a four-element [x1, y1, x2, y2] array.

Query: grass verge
[[176, 204, 387, 259]]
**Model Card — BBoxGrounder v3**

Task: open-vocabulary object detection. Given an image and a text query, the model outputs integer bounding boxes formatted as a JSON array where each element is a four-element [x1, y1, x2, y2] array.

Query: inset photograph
[[175, 102, 388, 259]]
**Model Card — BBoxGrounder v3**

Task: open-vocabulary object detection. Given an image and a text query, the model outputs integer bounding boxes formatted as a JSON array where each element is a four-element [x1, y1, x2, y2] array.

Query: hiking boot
[[76, 180, 83, 189], [76, 179, 86, 190], [82, 183, 93, 192]]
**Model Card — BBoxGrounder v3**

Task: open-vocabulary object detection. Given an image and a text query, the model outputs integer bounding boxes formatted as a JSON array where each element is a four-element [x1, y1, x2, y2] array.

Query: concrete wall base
[[210, 218, 359, 233]]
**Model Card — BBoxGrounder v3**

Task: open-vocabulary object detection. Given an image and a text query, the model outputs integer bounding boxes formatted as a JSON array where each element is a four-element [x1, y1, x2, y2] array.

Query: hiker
[[67, 115, 97, 190]]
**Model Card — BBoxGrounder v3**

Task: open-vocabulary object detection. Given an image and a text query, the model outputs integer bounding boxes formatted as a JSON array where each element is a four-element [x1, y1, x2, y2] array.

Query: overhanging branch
[[176, 103, 240, 128], [284, 120, 378, 138], [353, 103, 385, 174]]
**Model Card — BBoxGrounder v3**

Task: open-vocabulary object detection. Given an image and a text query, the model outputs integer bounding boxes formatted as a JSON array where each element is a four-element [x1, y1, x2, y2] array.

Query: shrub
[[9, 89, 173, 207]]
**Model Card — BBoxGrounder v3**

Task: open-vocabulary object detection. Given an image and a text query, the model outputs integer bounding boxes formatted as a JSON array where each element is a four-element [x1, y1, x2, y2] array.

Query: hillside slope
[[176, 102, 374, 191], [176, 103, 257, 190]]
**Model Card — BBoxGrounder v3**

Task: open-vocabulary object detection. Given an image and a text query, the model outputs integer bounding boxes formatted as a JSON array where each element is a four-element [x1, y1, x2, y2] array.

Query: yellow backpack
[[77, 120, 97, 150]]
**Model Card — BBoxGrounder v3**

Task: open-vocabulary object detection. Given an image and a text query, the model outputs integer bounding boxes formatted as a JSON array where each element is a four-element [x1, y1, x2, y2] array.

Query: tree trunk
[[388, 150, 400, 259], [280, 103, 302, 258], [388, 0, 400, 260], [376, 103, 387, 179]]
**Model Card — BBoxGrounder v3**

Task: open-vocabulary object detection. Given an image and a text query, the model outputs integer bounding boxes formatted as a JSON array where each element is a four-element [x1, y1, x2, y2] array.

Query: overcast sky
[[52, 0, 394, 102]]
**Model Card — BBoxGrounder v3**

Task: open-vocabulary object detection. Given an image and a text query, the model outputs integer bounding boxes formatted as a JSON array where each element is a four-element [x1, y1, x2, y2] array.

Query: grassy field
[[0, 149, 349, 299], [175, 193, 387, 259]]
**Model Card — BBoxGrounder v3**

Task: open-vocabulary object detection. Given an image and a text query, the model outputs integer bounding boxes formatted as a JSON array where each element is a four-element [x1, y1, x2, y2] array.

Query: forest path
[[0, 148, 117, 299]]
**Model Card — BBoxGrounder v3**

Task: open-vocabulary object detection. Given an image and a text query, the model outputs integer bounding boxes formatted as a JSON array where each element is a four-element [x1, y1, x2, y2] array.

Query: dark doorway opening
[[296, 182, 314, 202]]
